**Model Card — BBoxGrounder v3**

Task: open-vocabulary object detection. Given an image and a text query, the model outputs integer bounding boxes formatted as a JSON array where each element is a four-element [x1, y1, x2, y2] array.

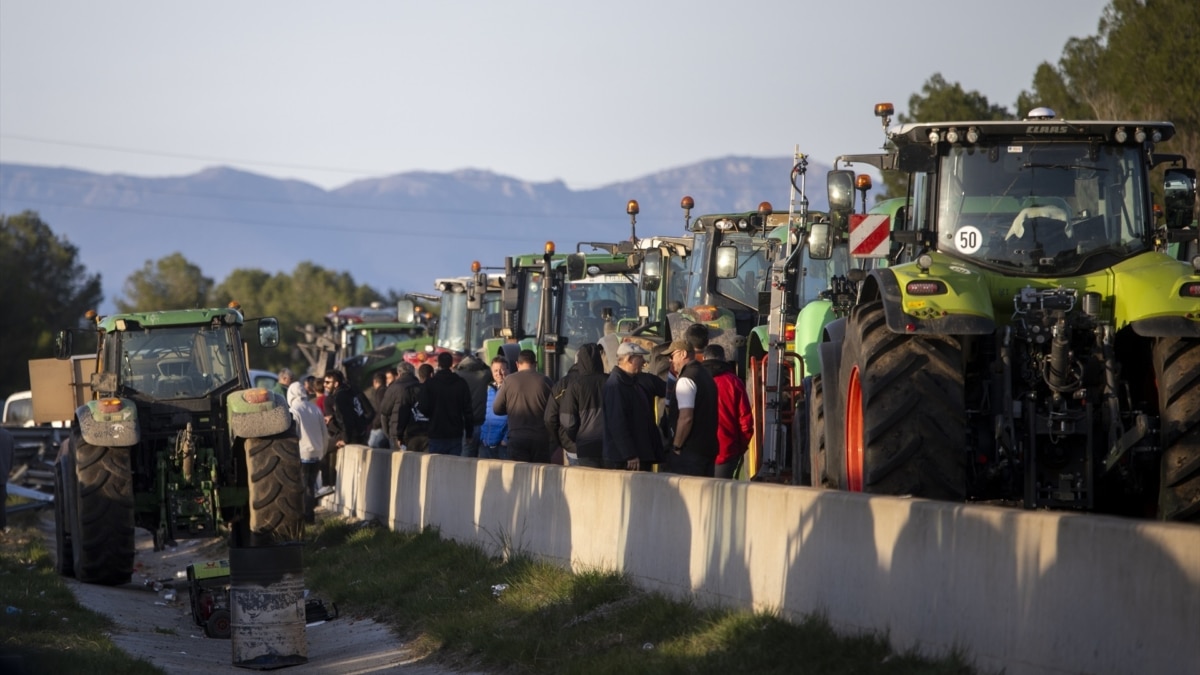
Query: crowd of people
[[276, 323, 756, 515]]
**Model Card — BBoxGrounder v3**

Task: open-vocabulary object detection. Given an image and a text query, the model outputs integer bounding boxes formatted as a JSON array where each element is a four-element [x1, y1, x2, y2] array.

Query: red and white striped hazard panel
[[848, 214, 890, 258]]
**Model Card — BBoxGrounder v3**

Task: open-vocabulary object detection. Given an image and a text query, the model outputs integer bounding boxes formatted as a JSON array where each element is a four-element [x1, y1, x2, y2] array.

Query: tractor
[[812, 103, 1200, 521], [42, 305, 305, 585]]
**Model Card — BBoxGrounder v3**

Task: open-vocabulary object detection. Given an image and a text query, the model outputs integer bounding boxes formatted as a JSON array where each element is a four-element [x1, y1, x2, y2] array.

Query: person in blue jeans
[[479, 356, 509, 459]]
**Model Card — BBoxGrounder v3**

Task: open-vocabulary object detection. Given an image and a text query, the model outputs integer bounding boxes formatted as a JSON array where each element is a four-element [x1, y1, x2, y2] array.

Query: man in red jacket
[[701, 344, 754, 479]]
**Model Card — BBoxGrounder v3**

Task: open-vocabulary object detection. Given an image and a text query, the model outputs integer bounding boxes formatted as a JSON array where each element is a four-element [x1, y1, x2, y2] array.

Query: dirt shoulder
[[38, 509, 456, 675]]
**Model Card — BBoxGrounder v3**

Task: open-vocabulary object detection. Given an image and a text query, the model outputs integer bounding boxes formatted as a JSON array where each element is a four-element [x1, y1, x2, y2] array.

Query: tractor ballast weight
[[812, 103, 1200, 522]]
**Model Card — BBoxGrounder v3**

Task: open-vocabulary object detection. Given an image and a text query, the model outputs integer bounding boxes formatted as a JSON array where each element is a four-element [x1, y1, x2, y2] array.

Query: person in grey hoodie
[[288, 380, 329, 522]]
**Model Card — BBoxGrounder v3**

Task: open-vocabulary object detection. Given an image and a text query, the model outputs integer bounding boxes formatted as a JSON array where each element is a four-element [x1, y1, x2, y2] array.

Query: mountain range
[[0, 156, 834, 310]]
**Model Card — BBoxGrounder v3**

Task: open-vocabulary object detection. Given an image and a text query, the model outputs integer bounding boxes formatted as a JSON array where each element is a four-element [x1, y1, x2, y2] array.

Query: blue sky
[[1, 0, 1110, 191]]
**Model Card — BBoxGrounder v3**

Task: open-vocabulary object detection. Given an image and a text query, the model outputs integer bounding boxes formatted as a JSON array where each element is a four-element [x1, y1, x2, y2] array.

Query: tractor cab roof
[[887, 118, 1175, 146], [96, 306, 244, 332]]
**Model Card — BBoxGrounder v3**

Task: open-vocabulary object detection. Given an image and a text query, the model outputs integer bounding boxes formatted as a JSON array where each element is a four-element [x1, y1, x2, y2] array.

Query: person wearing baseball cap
[[602, 340, 665, 470], [663, 338, 718, 476]]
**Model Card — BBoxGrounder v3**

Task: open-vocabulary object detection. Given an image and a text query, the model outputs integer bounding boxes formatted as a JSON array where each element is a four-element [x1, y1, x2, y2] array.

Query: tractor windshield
[[468, 292, 503, 353], [560, 276, 639, 347], [117, 325, 240, 401], [351, 326, 425, 354], [797, 244, 853, 306], [684, 232, 776, 310], [935, 142, 1151, 275], [437, 291, 468, 353]]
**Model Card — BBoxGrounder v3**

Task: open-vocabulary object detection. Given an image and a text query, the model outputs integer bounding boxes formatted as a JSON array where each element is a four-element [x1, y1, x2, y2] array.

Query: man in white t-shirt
[[664, 339, 718, 477]]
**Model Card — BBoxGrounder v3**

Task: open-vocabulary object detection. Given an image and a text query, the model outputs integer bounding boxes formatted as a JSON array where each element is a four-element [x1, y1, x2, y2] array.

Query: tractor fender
[[820, 316, 847, 346], [1130, 318, 1200, 338], [816, 338, 844, 479], [75, 398, 139, 448], [227, 390, 292, 440], [873, 266, 996, 335]]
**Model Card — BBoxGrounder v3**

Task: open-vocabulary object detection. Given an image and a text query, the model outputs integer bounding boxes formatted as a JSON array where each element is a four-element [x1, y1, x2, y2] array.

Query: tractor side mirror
[[467, 272, 486, 311], [567, 253, 587, 281], [396, 299, 415, 324], [55, 330, 73, 360], [640, 249, 663, 290], [827, 170, 855, 217], [258, 317, 281, 348], [1164, 167, 1197, 229], [715, 242, 739, 279], [808, 222, 833, 260]]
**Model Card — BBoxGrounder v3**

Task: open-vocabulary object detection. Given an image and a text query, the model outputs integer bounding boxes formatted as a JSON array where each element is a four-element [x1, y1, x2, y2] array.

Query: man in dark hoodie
[[602, 341, 665, 470], [555, 343, 607, 468], [455, 354, 492, 457]]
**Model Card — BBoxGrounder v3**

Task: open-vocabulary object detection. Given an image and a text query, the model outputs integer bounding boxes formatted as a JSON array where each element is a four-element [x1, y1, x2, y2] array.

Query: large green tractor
[[46, 305, 305, 585], [813, 103, 1200, 521]]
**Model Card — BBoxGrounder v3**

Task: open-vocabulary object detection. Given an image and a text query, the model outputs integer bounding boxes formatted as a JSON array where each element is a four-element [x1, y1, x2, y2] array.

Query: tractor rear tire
[[71, 440, 135, 585], [53, 461, 75, 578], [1154, 336, 1200, 522], [808, 374, 828, 488], [246, 434, 305, 545], [839, 301, 966, 499]]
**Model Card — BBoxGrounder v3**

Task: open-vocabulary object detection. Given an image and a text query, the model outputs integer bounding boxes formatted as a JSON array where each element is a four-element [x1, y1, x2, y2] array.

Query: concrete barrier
[[330, 445, 1200, 675]]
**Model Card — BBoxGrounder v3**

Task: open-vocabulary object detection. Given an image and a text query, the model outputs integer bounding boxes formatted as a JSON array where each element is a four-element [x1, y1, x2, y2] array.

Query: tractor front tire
[[71, 440, 135, 585], [1155, 336, 1200, 522], [246, 435, 306, 544], [808, 374, 828, 488], [839, 301, 966, 499]]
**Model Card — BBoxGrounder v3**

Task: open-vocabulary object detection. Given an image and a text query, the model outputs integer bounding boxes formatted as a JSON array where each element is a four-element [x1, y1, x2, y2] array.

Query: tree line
[[0, 210, 402, 400]]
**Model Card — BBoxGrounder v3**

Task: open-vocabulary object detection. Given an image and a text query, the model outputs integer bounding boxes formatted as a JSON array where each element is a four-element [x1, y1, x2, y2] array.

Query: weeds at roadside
[[0, 505, 162, 675], [304, 516, 979, 675]]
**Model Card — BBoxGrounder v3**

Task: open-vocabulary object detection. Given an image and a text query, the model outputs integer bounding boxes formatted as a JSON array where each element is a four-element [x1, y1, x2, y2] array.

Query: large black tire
[[246, 435, 306, 545], [71, 440, 135, 585], [838, 301, 966, 498], [1154, 336, 1200, 522], [53, 461, 75, 578], [808, 374, 828, 488]]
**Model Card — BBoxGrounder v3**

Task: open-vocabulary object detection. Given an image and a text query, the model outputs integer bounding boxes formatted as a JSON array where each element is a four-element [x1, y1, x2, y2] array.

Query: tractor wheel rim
[[846, 366, 865, 492]]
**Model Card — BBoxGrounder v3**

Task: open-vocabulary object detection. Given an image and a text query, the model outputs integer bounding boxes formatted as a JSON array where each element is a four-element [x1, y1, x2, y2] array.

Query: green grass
[[1, 497, 983, 674], [305, 517, 980, 675], [0, 504, 162, 675]]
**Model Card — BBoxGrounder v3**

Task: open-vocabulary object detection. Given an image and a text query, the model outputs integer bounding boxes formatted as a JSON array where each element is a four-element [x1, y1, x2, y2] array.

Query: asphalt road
[[38, 509, 469, 675]]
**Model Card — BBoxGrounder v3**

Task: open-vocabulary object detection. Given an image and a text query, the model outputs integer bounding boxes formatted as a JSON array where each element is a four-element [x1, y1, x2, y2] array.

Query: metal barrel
[[229, 544, 307, 669]]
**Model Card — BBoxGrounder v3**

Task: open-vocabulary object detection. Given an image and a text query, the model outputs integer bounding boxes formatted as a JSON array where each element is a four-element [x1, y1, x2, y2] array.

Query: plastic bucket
[[229, 544, 307, 669]]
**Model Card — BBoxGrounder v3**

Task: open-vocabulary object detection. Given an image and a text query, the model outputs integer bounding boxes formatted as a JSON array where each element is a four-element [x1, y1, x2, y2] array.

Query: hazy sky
[[1, 1, 1110, 191]]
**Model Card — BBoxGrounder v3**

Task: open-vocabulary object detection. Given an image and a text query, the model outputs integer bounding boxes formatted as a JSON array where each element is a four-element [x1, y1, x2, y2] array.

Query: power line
[[0, 133, 382, 176], [0, 196, 571, 243]]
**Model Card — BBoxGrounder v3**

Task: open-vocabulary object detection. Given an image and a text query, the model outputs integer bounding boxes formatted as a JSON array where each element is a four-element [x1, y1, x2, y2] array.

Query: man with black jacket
[[494, 349, 553, 463], [602, 341, 666, 470], [323, 369, 366, 488], [381, 362, 419, 449], [555, 343, 607, 468], [417, 351, 474, 456]]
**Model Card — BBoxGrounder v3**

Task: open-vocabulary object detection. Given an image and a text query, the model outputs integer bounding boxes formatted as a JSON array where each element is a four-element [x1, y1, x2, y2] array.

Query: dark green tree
[[210, 262, 386, 375], [880, 74, 1010, 199], [116, 253, 213, 312], [0, 211, 103, 398], [1019, 0, 1199, 162]]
